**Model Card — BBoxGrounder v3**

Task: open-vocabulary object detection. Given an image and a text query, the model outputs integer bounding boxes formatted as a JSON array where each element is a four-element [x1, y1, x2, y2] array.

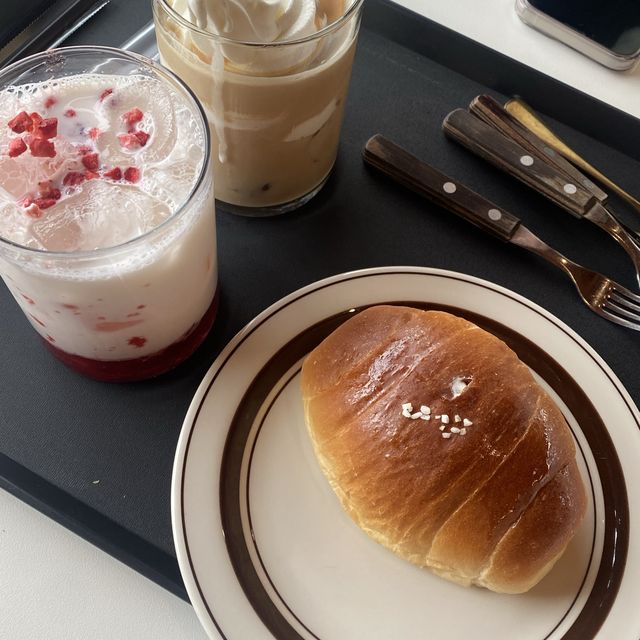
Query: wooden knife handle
[[443, 108, 596, 218], [469, 95, 606, 202], [363, 134, 520, 241]]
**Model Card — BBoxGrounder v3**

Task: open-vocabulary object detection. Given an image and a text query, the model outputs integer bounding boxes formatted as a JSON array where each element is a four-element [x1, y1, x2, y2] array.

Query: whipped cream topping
[[178, 0, 336, 74], [187, 0, 321, 43]]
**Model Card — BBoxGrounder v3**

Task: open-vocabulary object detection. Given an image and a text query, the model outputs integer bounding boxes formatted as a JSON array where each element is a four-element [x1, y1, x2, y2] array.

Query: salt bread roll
[[301, 305, 587, 594]]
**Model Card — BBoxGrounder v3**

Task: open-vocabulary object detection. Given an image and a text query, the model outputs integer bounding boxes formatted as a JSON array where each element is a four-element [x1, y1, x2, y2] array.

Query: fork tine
[[604, 298, 640, 323], [601, 284, 640, 328], [609, 283, 640, 305], [598, 304, 640, 330], [609, 289, 640, 315]]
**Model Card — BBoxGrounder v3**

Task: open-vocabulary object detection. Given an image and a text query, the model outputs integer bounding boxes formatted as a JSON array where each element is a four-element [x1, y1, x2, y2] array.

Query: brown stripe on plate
[[217, 300, 629, 640]]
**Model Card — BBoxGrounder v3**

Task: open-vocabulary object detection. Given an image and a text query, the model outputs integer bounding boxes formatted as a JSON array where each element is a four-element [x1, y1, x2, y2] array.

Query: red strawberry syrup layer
[[44, 288, 219, 382]]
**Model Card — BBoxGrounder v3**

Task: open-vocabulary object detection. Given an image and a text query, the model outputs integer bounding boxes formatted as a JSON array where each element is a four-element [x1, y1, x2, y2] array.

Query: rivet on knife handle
[[443, 109, 597, 218], [363, 134, 520, 241]]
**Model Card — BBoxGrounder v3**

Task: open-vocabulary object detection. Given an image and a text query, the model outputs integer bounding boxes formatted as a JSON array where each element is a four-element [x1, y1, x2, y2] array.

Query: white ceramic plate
[[172, 267, 640, 640]]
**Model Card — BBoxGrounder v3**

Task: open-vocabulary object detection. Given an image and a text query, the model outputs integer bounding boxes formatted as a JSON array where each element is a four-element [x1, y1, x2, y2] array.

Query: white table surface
[[2, 1, 638, 638]]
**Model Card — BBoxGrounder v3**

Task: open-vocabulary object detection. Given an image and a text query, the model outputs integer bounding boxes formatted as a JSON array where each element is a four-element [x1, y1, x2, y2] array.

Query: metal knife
[[469, 94, 640, 246], [443, 108, 640, 288]]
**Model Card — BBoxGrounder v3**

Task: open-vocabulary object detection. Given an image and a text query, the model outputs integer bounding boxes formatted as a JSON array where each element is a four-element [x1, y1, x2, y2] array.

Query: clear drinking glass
[[0, 47, 217, 381], [153, 0, 365, 216]]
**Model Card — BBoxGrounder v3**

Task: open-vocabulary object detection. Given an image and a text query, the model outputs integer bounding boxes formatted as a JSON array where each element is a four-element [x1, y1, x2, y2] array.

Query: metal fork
[[363, 134, 640, 331], [508, 225, 640, 329]]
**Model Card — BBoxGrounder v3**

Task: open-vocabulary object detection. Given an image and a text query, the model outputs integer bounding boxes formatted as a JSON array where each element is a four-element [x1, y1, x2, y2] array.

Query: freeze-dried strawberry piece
[[81, 152, 99, 171], [29, 112, 43, 131], [76, 144, 93, 155], [8, 111, 33, 133], [24, 203, 43, 218], [34, 197, 57, 210], [118, 130, 150, 148], [38, 180, 61, 200], [88, 127, 101, 140], [122, 108, 144, 128], [134, 130, 150, 147], [99, 88, 113, 102], [64, 109, 76, 117], [28, 137, 56, 158], [44, 96, 57, 109], [34, 117, 58, 140], [84, 170, 100, 180], [7, 138, 27, 157], [123, 167, 140, 183], [103, 166, 122, 180], [117, 133, 141, 149], [63, 171, 85, 186]]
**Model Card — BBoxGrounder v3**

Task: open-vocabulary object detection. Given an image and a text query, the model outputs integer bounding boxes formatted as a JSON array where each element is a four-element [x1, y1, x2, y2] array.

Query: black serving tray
[[1, 0, 639, 601]]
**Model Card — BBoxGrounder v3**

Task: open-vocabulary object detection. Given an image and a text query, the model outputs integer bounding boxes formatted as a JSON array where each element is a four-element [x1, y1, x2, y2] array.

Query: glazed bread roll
[[301, 305, 587, 594]]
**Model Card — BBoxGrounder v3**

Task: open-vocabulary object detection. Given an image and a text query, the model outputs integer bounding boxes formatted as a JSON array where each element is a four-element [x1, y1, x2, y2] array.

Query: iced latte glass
[[153, 0, 365, 215], [0, 47, 217, 381]]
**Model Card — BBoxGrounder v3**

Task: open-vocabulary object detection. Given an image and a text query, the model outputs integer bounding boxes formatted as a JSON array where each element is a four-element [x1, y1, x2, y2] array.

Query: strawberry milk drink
[[0, 48, 217, 381], [153, 0, 365, 215]]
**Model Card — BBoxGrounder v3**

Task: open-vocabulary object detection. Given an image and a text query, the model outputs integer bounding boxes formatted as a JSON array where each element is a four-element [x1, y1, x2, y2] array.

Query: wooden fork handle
[[443, 109, 597, 218], [363, 134, 520, 241]]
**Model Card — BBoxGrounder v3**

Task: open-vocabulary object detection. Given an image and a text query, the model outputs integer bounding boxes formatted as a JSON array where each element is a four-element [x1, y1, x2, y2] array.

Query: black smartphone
[[516, 0, 640, 70]]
